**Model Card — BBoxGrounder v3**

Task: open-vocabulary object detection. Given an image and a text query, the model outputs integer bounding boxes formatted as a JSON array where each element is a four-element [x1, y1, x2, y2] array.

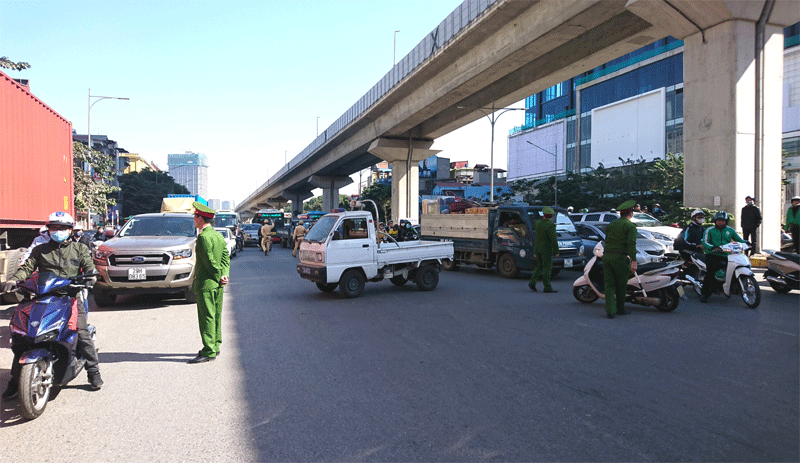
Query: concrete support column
[[683, 20, 783, 250], [283, 190, 313, 217], [367, 138, 440, 223], [308, 175, 353, 213]]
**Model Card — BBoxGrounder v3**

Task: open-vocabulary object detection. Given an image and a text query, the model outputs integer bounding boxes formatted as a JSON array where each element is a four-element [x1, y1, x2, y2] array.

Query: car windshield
[[214, 228, 230, 238], [631, 212, 663, 227], [554, 213, 577, 233], [118, 216, 195, 237], [304, 216, 337, 243]]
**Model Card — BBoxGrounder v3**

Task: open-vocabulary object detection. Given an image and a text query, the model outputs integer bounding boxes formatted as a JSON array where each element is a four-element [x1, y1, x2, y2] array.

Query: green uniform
[[702, 225, 745, 256], [193, 225, 230, 358], [603, 217, 637, 316], [529, 217, 558, 291], [787, 206, 800, 228]]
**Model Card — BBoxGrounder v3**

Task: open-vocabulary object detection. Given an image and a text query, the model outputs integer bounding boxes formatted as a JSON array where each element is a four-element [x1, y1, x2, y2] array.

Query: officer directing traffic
[[603, 200, 638, 319], [528, 207, 559, 293]]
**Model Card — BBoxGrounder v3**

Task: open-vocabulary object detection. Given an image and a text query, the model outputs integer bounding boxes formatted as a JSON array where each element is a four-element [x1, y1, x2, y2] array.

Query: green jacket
[[12, 239, 96, 280], [533, 218, 558, 255], [787, 206, 800, 227], [192, 226, 230, 293], [703, 225, 745, 256], [604, 217, 637, 261]]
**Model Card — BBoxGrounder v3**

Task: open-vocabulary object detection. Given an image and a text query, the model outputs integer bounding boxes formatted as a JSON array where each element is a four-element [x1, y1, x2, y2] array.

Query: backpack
[[673, 228, 687, 251]]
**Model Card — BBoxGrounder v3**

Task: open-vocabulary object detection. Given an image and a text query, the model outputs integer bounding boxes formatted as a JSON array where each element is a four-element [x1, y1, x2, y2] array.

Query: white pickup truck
[[296, 210, 454, 298]]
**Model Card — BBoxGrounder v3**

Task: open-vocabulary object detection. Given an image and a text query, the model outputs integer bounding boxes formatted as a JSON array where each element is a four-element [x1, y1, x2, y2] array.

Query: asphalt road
[[1, 244, 798, 462]]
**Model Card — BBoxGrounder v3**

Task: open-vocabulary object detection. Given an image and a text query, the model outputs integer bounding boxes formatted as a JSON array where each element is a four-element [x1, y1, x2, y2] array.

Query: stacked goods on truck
[[420, 203, 587, 278], [0, 71, 73, 287], [160, 197, 196, 213]]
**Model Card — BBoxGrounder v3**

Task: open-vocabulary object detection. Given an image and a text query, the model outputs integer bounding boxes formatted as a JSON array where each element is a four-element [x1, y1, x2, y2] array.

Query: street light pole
[[526, 141, 559, 207], [394, 30, 400, 66], [459, 103, 526, 202], [316, 116, 320, 137], [87, 89, 129, 227]]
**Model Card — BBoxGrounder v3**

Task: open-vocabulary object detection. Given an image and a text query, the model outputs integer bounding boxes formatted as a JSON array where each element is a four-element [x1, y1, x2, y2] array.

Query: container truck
[[420, 205, 586, 278]]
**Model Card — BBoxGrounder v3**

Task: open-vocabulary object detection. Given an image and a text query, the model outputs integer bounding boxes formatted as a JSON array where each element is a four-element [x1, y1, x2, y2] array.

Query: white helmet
[[39, 226, 48, 236], [46, 211, 74, 228], [691, 209, 705, 219]]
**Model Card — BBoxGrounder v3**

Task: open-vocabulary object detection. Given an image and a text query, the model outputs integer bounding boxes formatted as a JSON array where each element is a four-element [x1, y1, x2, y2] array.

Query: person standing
[[292, 220, 306, 257], [603, 200, 638, 319], [740, 195, 762, 256], [189, 202, 230, 364], [528, 207, 560, 293], [259, 220, 272, 256], [787, 196, 800, 253]]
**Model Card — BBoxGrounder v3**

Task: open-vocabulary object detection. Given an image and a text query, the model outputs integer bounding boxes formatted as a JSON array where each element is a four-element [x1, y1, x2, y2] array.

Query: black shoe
[[88, 370, 104, 390], [543, 288, 558, 293], [528, 283, 537, 292], [188, 354, 215, 364], [2, 380, 18, 399], [606, 313, 615, 319]]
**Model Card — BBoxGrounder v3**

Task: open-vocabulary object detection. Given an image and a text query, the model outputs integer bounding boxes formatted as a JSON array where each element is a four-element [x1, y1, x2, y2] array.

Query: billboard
[[507, 120, 565, 182]]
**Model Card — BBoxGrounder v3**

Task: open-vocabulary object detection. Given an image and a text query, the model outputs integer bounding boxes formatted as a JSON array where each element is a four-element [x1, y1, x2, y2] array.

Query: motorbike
[[763, 249, 800, 294], [6, 271, 98, 420], [572, 242, 684, 312], [681, 242, 760, 308]]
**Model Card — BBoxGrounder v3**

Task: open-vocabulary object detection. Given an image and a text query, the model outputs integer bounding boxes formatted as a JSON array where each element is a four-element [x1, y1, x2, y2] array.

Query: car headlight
[[94, 249, 111, 260], [579, 245, 585, 256], [519, 249, 526, 258], [170, 248, 193, 260]]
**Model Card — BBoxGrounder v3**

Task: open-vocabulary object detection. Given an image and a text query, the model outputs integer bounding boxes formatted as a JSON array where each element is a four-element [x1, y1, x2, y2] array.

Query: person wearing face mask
[[20, 226, 51, 262], [787, 196, 800, 253], [700, 211, 747, 303], [740, 195, 762, 256], [2, 212, 102, 399], [680, 210, 706, 257], [72, 223, 94, 250], [651, 203, 665, 219]]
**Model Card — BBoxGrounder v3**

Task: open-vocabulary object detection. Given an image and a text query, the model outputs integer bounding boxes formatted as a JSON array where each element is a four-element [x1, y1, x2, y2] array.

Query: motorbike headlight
[[170, 248, 193, 260]]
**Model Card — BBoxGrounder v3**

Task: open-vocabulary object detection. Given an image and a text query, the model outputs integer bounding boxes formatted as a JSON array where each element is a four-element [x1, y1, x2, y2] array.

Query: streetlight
[[87, 88, 128, 227], [526, 141, 558, 207], [458, 102, 526, 202], [394, 30, 400, 66], [316, 116, 320, 137]]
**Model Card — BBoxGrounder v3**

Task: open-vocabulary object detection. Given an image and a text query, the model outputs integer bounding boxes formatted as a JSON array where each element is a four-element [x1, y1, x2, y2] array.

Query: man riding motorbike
[[2, 211, 103, 399], [700, 211, 747, 303], [681, 210, 706, 257]]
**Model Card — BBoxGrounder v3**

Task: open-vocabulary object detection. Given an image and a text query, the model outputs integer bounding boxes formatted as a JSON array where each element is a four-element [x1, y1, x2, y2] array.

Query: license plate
[[302, 267, 311, 274], [128, 268, 146, 280], [564, 258, 573, 268]]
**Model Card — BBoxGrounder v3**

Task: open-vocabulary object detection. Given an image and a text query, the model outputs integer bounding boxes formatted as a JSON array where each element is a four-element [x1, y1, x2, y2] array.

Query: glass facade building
[[167, 152, 208, 197]]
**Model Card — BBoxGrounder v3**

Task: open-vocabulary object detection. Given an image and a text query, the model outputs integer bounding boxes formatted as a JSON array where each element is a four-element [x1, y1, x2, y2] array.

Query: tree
[[303, 194, 349, 212], [360, 183, 391, 222], [73, 141, 120, 218], [1, 56, 30, 71], [116, 170, 190, 217]]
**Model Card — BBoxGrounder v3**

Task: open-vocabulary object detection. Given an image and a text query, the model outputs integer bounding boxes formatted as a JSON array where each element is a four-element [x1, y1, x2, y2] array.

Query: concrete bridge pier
[[308, 175, 353, 213], [283, 190, 313, 217], [368, 138, 440, 223]]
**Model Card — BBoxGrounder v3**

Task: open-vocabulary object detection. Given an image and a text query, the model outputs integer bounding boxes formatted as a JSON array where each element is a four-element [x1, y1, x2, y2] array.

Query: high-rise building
[[168, 151, 208, 197]]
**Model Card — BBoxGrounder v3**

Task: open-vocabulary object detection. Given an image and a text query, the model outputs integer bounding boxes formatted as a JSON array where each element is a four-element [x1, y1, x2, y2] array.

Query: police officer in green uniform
[[528, 207, 559, 293], [603, 200, 638, 319], [189, 202, 231, 364]]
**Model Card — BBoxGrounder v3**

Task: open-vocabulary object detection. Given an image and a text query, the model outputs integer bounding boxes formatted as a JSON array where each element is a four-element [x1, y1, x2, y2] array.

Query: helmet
[[73, 223, 84, 231], [691, 210, 705, 219], [793, 196, 800, 202], [39, 226, 48, 236], [713, 211, 729, 223], [46, 211, 74, 228]]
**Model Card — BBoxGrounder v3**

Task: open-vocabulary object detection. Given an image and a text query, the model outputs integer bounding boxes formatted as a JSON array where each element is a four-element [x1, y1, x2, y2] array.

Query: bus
[[214, 210, 240, 229], [253, 209, 285, 242]]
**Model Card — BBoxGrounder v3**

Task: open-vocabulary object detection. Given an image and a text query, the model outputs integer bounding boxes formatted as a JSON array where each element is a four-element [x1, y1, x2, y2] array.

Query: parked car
[[214, 227, 237, 258], [241, 223, 261, 247], [571, 210, 679, 252], [573, 223, 665, 264]]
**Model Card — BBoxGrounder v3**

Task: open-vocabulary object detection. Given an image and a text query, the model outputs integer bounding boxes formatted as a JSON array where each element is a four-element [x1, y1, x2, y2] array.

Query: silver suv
[[92, 213, 197, 306]]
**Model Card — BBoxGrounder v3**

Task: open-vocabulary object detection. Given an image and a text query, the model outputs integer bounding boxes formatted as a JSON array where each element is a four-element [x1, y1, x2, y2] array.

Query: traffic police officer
[[292, 220, 306, 257], [603, 200, 638, 319], [189, 202, 230, 364], [528, 207, 559, 293], [259, 220, 273, 256]]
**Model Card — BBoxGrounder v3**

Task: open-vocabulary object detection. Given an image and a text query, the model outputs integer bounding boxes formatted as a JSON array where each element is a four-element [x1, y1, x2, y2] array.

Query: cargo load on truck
[[160, 197, 196, 213]]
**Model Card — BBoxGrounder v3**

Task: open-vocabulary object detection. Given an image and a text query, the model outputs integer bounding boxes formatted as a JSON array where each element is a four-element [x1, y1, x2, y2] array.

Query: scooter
[[763, 249, 800, 294], [7, 271, 98, 420], [572, 242, 684, 312], [682, 242, 760, 308]]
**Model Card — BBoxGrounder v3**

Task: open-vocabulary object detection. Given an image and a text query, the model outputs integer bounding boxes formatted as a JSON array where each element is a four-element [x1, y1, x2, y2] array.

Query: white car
[[214, 227, 237, 258], [571, 211, 679, 252]]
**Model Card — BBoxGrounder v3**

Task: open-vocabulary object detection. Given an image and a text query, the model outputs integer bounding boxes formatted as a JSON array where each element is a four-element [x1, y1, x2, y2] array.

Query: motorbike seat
[[775, 251, 800, 264]]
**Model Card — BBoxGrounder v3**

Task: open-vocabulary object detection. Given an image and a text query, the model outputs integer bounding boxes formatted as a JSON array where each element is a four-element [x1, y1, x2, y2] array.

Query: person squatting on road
[[603, 200, 638, 319], [188, 202, 230, 364], [700, 211, 747, 303], [292, 220, 306, 257], [2, 212, 103, 399], [528, 207, 559, 293], [787, 196, 800, 253], [740, 195, 762, 256], [259, 220, 272, 256]]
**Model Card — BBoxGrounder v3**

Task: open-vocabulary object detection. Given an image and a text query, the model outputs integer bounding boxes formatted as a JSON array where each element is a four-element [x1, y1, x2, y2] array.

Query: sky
[[1, 0, 525, 204]]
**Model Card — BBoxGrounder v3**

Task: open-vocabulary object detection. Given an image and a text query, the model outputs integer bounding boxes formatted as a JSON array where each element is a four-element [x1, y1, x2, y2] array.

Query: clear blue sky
[[1, 0, 524, 203]]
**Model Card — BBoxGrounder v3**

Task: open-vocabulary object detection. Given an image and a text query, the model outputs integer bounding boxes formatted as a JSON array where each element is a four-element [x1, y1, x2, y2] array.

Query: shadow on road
[[99, 351, 194, 363], [89, 292, 192, 312]]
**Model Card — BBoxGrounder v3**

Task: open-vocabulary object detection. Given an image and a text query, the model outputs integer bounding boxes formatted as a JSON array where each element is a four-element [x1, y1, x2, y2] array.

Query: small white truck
[[296, 210, 454, 298]]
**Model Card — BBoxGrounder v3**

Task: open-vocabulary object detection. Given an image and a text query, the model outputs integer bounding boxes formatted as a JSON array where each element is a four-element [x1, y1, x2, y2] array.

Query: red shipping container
[[0, 71, 73, 232]]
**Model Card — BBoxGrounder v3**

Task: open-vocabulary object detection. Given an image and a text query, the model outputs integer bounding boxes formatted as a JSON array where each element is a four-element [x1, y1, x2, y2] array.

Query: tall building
[[167, 151, 208, 197]]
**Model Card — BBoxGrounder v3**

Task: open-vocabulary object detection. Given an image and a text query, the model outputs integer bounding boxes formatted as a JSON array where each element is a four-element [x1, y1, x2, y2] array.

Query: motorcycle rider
[[787, 196, 800, 253], [72, 223, 94, 250], [681, 210, 706, 256], [700, 211, 747, 303], [2, 212, 103, 399], [21, 225, 50, 262]]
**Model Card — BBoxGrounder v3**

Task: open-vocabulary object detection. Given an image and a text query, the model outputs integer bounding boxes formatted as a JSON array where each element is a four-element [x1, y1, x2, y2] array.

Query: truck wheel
[[415, 266, 439, 291], [93, 287, 116, 307], [390, 275, 408, 286], [184, 288, 197, 304], [339, 269, 365, 298], [497, 254, 519, 279], [316, 282, 338, 293], [442, 259, 459, 271]]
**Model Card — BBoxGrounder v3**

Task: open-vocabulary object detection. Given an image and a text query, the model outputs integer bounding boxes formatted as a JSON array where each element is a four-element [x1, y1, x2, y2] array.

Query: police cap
[[617, 200, 636, 212], [193, 201, 216, 219]]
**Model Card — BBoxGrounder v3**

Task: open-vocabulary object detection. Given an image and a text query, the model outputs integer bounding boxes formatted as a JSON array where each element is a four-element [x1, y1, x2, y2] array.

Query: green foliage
[[360, 183, 391, 222], [1, 56, 30, 71], [116, 169, 190, 216], [302, 194, 350, 212], [73, 141, 120, 214]]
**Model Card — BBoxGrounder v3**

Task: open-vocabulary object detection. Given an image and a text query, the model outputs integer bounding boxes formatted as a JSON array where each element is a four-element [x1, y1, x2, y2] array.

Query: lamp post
[[459, 103, 525, 202], [394, 30, 400, 66], [87, 89, 128, 227], [316, 116, 320, 137], [526, 141, 558, 207]]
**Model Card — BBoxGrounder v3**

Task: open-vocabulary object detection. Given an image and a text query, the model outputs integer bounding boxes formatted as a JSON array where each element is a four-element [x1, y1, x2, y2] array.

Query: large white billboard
[[590, 88, 665, 169], [507, 120, 565, 182]]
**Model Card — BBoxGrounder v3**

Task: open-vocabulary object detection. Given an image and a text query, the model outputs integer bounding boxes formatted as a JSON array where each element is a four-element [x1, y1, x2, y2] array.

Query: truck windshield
[[118, 216, 195, 237], [304, 216, 337, 243]]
